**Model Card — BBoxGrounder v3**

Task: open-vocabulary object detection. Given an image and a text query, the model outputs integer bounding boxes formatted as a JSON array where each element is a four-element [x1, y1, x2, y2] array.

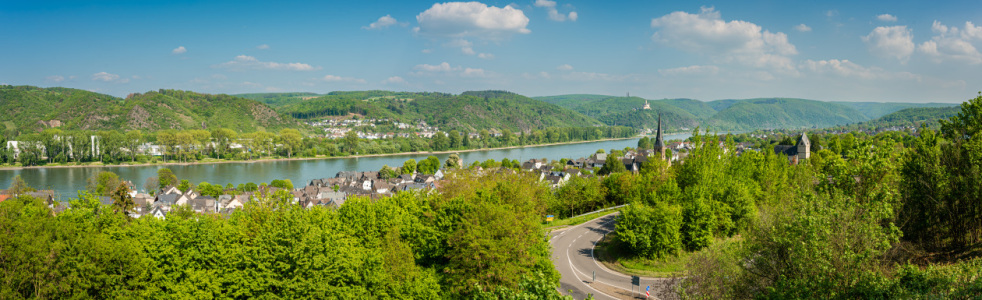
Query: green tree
[[111, 183, 135, 215], [615, 202, 682, 259], [402, 159, 417, 174], [177, 180, 191, 193], [87, 171, 121, 196], [445, 153, 462, 169], [417, 156, 441, 175], [211, 128, 237, 158], [379, 165, 397, 179], [449, 130, 461, 149], [278, 129, 303, 158], [343, 130, 359, 154], [598, 154, 626, 175], [157, 168, 177, 190], [125, 130, 143, 162]]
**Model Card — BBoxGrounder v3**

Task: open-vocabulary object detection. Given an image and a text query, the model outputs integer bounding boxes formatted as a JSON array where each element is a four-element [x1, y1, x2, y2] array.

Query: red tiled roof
[[0, 194, 11, 203]]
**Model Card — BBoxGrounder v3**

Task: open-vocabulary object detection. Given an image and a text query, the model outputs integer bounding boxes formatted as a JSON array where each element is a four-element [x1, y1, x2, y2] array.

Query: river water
[[0, 134, 690, 200]]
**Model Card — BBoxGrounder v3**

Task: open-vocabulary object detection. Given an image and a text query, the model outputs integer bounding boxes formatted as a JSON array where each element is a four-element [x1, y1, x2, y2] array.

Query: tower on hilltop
[[642, 99, 651, 110]]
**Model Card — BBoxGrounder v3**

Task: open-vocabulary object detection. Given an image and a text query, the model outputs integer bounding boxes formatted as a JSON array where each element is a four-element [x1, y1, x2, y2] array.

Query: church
[[773, 134, 810, 164]]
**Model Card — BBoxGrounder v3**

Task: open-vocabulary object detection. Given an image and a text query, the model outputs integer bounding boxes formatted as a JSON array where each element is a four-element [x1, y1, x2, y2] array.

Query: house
[[147, 206, 167, 219], [191, 196, 216, 213]]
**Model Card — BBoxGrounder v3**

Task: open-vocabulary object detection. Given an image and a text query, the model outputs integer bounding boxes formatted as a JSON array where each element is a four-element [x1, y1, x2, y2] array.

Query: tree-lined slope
[[0, 86, 302, 134], [704, 98, 868, 131], [276, 90, 601, 132]]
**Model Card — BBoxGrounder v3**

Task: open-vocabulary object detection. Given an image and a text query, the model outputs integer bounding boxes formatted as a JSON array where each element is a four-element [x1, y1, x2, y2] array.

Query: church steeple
[[654, 113, 665, 158]]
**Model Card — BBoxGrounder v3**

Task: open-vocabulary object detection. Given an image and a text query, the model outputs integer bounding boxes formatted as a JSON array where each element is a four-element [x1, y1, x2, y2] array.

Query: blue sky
[[2, 0, 981, 102]]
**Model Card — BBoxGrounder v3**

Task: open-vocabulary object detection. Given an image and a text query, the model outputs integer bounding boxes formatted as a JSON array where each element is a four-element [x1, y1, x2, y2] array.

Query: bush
[[615, 201, 682, 259]]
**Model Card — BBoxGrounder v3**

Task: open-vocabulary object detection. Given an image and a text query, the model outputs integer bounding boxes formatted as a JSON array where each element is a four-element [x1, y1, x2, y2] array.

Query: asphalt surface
[[549, 212, 679, 300]]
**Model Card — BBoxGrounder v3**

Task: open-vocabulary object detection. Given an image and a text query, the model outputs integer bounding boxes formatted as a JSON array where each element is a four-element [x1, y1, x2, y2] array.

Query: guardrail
[[567, 204, 628, 219]]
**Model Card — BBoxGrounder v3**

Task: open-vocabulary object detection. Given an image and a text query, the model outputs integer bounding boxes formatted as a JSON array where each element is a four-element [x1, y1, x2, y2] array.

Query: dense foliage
[[275, 90, 601, 132], [0, 86, 301, 135], [0, 172, 570, 299], [537, 95, 958, 133]]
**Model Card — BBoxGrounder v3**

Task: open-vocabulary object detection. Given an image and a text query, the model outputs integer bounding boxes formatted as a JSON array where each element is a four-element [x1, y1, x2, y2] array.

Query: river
[[0, 134, 690, 200]]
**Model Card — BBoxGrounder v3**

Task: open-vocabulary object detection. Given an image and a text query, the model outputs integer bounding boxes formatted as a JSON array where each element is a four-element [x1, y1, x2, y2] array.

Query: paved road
[[549, 212, 678, 300]]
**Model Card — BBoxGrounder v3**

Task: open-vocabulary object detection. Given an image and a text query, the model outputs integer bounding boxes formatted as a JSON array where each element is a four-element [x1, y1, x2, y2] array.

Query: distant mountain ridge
[[535, 94, 960, 132], [265, 90, 602, 133], [0, 86, 301, 134]]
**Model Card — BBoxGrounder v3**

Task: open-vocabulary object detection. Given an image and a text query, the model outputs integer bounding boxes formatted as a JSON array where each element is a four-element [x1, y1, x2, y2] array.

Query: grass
[[595, 234, 742, 277], [543, 206, 625, 231]]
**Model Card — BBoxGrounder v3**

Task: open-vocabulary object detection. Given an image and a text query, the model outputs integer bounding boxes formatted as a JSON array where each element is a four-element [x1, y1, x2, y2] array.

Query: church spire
[[654, 113, 665, 156]]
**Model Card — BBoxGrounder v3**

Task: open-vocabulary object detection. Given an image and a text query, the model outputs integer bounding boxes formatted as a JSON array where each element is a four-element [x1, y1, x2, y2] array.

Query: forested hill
[[834, 101, 961, 119], [704, 98, 869, 131], [535, 95, 704, 132], [273, 90, 602, 132], [536, 94, 958, 132], [0, 85, 301, 134], [233, 92, 321, 107], [857, 106, 962, 129]]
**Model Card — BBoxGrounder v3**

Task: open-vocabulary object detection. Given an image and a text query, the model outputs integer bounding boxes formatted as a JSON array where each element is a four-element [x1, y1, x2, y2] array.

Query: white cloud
[[826, 10, 839, 17], [91, 72, 120, 82], [658, 65, 720, 76], [862, 26, 914, 63], [321, 74, 367, 84], [414, 62, 455, 72], [411, 62, 492, 78], [794, 24, 811, 32], [534, 0, 577, 22], [801, 59, 919, 80], [414, 2, 531, 39], [172, 46, 187, 54], [461, 67, 488, 77], [214, 55, 320, 71], [364, 15, 399, 30], [46, 75, 65, 82], [477, 53, 494, 59], [650, 7, 798, 73], [421, 49, 433, 53], [382, 76, 407, 84], [876, 14, 898, 22], [918, 20, 982, 64], [557, 64, 573, 71], [257, 44, 270, 50]]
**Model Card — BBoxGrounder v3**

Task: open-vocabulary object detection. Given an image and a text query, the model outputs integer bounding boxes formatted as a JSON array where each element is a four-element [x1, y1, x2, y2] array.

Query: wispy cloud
[[92, 72, 120, 82], [214, 55, 320, 71], [256, 44, 270, 50], [534, 0, 578, 22], [794, 24, 812, 32], [321, 74, 367, 84], [172, 46, 187, 54]]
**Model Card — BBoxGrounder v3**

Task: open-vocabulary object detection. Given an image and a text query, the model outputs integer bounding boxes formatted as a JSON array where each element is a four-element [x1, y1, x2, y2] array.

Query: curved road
[[550, 213, 678, 300]]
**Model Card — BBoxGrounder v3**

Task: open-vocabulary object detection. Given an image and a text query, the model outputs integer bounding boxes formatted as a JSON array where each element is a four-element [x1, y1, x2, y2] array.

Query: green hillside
[[834, 101, 960, 119], [705, 98, 868, 131], [656, 98, 717, 120], [533, 94, 702, 132], [234, 92, 322, 107], [276, 90, 601, 132], [0, 85, 302, 135], [859, 106, 961, 129]]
